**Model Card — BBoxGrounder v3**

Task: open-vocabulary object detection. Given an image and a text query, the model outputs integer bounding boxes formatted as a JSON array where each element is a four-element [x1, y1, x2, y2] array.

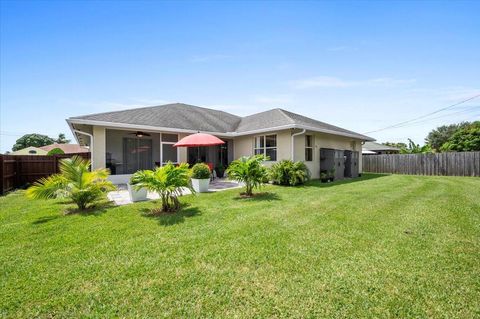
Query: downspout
[[73, 129, 94, 169], [291, 128, 306, 161]]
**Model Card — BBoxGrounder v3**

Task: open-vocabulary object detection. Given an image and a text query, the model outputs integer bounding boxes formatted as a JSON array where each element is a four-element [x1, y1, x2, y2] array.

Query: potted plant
[[191, 163, 211, 193], [328, 168, 336, 182], [128, 175, 148, 202], [320, 171, 329, 183], [215, 163, 225, 178]]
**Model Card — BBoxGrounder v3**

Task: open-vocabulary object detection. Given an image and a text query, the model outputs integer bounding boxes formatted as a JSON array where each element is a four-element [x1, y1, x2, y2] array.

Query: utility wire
[[363, 94, 480, 134], [380, 105, 479, 128]]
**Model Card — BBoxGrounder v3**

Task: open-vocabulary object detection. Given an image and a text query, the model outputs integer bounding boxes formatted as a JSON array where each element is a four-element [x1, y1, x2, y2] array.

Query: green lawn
[[1, 174, 479, 318]]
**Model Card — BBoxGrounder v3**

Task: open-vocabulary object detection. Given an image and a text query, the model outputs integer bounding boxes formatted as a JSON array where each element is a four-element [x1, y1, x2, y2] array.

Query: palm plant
[[270, 160, 310, 186], [130, 163, 192, 212], [226, 155, 268, 196], [26, 156, 115, 210]]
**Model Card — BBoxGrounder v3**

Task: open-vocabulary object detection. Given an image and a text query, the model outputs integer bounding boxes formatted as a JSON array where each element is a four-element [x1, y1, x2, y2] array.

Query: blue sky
[[1, 1, 479, 152]]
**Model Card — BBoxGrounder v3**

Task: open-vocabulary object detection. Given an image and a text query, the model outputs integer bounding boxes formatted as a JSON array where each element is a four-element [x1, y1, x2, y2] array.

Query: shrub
[[226, 155, 269, 196], [26, 156, 115, 210], [269, 160, 310, 186], [191, 163, 211, 179], [130, 163, 192, 212], [47, 148, 65, 156]]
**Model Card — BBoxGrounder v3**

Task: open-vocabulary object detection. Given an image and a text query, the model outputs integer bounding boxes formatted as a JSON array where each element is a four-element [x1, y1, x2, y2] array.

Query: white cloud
[[291, 76, 416, 89]]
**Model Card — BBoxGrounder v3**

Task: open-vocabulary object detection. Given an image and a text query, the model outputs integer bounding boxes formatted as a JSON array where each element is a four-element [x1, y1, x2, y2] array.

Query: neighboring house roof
[[10, 146, 48, 155], [68, 103, 374, 141], [39, 143, 89, 154], [362, 142, 400, 152]]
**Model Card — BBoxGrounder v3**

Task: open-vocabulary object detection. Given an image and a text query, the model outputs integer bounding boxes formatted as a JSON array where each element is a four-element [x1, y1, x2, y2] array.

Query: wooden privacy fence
[[0, 153, 90, 195], [362, 152, 480, 177]]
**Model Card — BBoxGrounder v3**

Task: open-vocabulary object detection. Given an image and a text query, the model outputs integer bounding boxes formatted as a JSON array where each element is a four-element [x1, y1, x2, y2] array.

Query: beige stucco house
[[67, 103, 374, 183]]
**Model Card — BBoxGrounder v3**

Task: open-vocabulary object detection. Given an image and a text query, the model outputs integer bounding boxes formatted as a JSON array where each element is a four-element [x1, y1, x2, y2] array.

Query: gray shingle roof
[[363, 141, 400, 151], [71, 103, 241, 133], [69, 103, 373, 140]]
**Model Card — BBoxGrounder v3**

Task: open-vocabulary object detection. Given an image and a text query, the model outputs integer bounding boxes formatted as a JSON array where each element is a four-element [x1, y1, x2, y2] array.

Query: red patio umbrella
[[173, 133, 225, 163], [173, 133, 225, 147]]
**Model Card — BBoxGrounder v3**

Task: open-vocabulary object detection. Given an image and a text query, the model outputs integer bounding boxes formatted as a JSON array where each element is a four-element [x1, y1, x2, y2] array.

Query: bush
[[47, 148, 65, 155], [269, 160, 310, 186], [226, 155, 269, 196], [26, 156, 115, 211], [191, 163, 211, 179]]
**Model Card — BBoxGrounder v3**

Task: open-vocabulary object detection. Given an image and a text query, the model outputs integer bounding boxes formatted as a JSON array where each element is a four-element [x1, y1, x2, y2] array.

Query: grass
[[1, 174, 479, 318]]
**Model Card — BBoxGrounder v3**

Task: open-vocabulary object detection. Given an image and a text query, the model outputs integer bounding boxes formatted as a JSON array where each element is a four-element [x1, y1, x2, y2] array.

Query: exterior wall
[[293, 131, 363, 179], [10, 147, 48, 155], [90, 124, 365, 180], [233, 130, 291, 167], [92, 126, 106, 170]]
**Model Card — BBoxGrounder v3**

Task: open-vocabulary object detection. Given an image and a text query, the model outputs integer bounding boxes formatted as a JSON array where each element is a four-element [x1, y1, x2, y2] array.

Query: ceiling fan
[[129, 131, 151, 138]]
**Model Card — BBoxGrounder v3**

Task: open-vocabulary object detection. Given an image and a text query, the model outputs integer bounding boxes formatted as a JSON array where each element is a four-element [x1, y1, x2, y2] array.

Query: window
[[29, 150, 37, 154], [254, 134, 277, 161], [305, 135, 313, 161], [161, 133, 178, 164]]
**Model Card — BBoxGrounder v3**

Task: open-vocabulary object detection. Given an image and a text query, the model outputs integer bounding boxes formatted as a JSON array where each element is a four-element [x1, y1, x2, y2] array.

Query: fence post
[[0, 155, 4, 195]]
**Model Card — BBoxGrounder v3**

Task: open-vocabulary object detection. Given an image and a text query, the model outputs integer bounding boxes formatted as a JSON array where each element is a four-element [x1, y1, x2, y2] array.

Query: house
[[10, 146, 48, 155], [39, 143, 89, 154], [362, 142, 400, 155], [67, 103, 374, 183], [9, 143, 89, 156]]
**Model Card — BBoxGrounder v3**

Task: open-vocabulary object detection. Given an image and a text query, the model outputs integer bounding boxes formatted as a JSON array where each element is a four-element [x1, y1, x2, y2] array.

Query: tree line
[[10, 133, 70, 151], [383, 121, 480, 154]]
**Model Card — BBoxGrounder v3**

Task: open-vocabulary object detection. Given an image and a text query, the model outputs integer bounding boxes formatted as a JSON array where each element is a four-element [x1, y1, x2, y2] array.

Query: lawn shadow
[[32, 215, 62, 225], [64, 201, 115, 217], [140, 204, 201, 226], [307, 173, 389, 188], [233, 192, 281, 201]]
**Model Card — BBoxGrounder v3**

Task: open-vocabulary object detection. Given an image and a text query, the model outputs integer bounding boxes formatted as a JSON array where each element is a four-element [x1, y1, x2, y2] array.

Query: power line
[[378, 105, 479, 128], [363, 94, 480, 134]]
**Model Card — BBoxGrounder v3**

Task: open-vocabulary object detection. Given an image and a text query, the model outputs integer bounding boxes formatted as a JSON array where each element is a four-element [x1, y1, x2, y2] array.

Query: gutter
[[291, 129, 306, 161], [72, 128, 94, 169]]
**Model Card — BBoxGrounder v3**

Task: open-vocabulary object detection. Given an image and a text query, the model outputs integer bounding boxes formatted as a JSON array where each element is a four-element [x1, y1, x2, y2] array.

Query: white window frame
[[253, 134, 277, 161], [305, 135, 314, 162], [160, 133, 179, 165]]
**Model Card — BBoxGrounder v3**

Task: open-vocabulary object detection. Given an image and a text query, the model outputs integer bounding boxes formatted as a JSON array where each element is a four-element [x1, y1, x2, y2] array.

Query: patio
[[107, 178, 241, 206]]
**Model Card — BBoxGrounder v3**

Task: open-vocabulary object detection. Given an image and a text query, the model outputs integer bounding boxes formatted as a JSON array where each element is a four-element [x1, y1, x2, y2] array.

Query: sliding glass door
[[123, 138, 153, 174]]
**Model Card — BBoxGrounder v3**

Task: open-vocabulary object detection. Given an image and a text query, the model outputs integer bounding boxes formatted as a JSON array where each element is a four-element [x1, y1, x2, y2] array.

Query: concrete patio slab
[[107, 178, 242, 206]]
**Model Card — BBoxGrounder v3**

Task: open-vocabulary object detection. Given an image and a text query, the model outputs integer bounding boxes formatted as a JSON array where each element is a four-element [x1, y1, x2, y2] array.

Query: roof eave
[[67, 118, 375, 141]]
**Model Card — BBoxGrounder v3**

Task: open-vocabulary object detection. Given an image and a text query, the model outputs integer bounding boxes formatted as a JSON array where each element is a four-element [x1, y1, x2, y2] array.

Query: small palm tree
[[226, 155, 269, 196], [26, 156, 115, 211], [130, 163, 192, 212]]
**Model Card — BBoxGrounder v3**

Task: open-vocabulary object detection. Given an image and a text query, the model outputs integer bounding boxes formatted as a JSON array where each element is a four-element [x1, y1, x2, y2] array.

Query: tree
[[226, 155, 269, 196], [55, 133, 70, 144], [12, 134, 54, 151], [26, 156, 115, 211], [400, 139, 432, 154], [425, 122, 470, 151], [440, 121, 480, 152], [47, 148, 65, 156], [130, 163, 192, 212]]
